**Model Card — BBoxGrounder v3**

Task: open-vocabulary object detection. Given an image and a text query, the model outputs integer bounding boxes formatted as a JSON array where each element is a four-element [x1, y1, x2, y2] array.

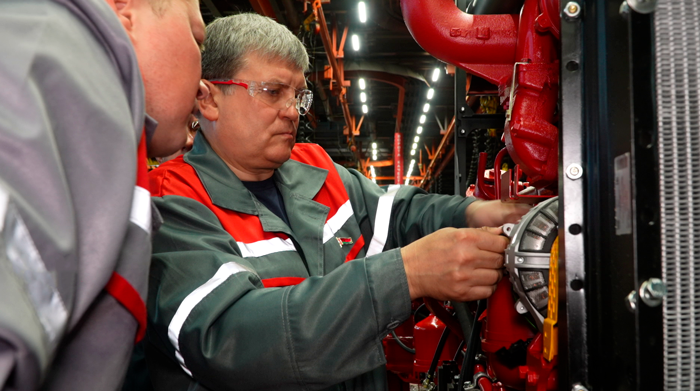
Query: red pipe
[[503, 0, 559, 188], [400, 0, 519, 87]]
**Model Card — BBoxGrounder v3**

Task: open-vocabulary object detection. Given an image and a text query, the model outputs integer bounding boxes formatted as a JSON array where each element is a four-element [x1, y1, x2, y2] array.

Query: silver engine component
[[503, 197, 559, 331]]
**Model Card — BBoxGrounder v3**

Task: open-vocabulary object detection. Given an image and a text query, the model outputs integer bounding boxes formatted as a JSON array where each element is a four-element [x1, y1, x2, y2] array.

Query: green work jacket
[[145, 134, 474, 391]]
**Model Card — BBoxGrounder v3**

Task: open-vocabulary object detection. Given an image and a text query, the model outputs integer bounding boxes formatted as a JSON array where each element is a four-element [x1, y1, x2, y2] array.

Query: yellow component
[[147, 157, 160, 171], [543, 236, 559, 361], [303, 13, 316, 32], [479, 96, 499, 137]]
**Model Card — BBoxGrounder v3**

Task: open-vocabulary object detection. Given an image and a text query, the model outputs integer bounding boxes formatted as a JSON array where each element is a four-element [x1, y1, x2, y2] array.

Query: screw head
[[460, 106, 466, 112], [627, 0, 657, 14], [566, 163, 583, 180], [459, 128, 466, 135], [564, 1, 582, 18]]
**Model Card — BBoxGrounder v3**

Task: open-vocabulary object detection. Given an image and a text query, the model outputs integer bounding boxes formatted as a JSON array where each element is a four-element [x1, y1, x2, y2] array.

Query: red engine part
[[481, 278, 537, 389], [413, 314, 461, 374], [383, 318, 420, 384], [504, 0, 559, 188], [401, 0, 560, 190], [520, 334, 558, 391]]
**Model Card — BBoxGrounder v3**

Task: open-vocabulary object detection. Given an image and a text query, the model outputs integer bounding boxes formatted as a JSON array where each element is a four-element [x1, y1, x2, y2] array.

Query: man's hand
[[465, 199, 532, 228], [400, 227, 509, 301]]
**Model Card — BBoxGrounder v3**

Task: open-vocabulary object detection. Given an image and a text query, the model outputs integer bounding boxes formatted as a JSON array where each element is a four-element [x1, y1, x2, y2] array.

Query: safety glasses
[[209, 79, 313, 115]]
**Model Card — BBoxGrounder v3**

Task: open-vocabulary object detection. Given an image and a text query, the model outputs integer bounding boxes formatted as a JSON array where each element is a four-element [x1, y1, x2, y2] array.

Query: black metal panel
[[560, 1, 662, 390], [629, 10, 663, 390], [559, 0, 588, 387], [454, 67, 469, 196], [580, 1, 639, 389]]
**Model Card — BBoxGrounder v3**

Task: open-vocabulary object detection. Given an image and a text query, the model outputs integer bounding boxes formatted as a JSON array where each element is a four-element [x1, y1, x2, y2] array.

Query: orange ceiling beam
[[419, 116, 456, 189]]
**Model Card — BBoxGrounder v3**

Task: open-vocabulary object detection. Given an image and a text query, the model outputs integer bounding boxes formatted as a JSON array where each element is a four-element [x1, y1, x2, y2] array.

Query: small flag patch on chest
[[336, 237, 354, 247]]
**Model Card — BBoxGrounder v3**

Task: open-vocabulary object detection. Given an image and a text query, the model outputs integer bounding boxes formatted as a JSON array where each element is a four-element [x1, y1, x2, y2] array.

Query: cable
[[457, 299, 487, 390], [425, 327, 451, 385], [390, 329, 416, 354], [453, 339, 465, 362]]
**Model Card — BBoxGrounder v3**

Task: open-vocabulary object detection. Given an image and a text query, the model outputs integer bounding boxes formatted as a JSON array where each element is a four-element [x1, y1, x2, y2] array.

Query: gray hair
[[201, 13, 309, 87]]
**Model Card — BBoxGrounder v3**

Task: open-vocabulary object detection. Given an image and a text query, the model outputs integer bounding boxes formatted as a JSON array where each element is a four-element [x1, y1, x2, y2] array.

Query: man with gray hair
[[146, 13, 530, 391]]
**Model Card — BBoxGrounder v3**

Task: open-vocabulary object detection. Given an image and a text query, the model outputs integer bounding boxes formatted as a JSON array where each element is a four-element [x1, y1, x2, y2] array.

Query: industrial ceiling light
[[412, 142, 417, 149], [431, 67, 440, 82], [416, 126, 423, 134], [358, 1, 367, 23], [427, 88, 434, 100], [410, 149, 415, 156], [360, 92, 367, 103], [419, 114, 426, 124], [371, 142, 377, 149], [362, 104, 368, 114], [423, 103, 430, 113], [351, 34, 360, 51], [359, 78, 366, 90], [414, 136, 419, 142]]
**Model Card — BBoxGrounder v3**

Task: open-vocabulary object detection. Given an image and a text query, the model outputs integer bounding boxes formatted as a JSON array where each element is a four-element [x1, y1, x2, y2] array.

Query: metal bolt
[[515, 300, 528, 314], [459, 128, 466, 135], [564, 1, 581, 18], [619, 1, 631, 18], [627, 0, 657, 14], [625, 290, 638, 312], [639, 278, 667, 307], [572, 384, 589, 391], [566, 163, 583, 180], [516, 257, 524, 264], [460, 106, 466, 113]]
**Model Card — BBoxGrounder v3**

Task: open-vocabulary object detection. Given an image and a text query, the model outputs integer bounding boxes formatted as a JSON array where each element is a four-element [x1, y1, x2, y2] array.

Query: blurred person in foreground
[[0, 0, 206, 389], [145, 13, 531, 391]]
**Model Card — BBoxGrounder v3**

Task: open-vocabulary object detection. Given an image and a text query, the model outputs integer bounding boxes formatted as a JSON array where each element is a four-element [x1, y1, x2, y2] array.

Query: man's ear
[[113, 0, 136, 36], [198, 80, 220, 122]]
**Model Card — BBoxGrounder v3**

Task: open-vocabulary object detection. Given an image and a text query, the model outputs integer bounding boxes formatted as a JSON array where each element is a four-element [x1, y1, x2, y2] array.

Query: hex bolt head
[[564, 1, 582, 18], [639, 278, 667, 307]]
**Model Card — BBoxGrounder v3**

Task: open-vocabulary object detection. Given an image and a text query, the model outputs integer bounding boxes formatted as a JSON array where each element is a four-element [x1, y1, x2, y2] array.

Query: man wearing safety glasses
[[146, 13, 530, 391]]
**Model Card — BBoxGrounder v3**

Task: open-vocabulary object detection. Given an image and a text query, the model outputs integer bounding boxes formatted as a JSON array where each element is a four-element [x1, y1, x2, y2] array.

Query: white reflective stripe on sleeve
[[238, 237, 296, 258], [322, 200, 354, 243], [0, 185, 8, 232], [366, 184, 401, 256], [5, 205, 68, 348], [130, 186, 151, 234], [168, 261, 248, 377]]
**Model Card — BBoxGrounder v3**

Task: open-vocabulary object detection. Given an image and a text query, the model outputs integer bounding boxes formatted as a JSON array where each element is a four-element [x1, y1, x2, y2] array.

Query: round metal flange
[[627, 0, 657, 14]]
